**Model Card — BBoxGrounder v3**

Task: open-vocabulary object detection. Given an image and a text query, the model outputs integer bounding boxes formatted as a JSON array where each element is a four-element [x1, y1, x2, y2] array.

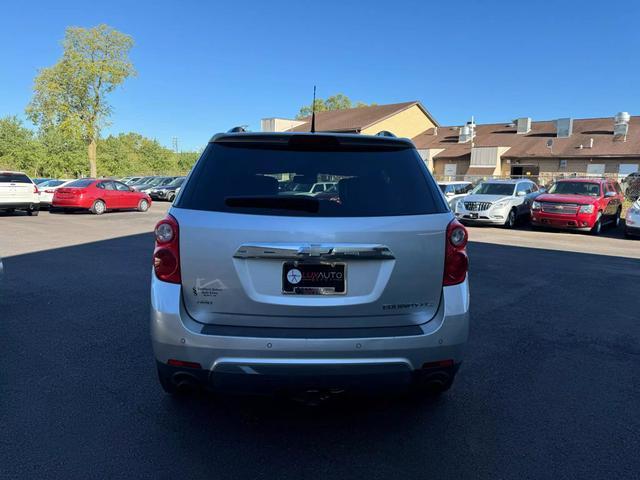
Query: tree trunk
[[88, 138, 97, 178]]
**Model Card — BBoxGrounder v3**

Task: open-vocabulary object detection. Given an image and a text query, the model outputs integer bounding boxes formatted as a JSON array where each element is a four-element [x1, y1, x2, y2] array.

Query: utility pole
[[172, 137, 179, 153]]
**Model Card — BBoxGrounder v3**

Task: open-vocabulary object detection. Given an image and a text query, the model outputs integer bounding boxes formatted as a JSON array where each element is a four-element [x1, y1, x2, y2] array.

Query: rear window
[[65, 179, 95, 188], [0, 173, 32, 183], [176, 142, 446, 217]]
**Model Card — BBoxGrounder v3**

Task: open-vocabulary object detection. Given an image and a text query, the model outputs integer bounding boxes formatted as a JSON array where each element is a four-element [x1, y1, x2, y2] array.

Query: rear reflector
[[422, 359, 454, 369], [167, 359, 201, 369]]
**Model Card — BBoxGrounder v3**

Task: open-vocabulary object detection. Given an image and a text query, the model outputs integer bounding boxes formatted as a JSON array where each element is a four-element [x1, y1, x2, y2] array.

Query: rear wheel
[[167, 192, 175, 202], [91, 200, 106, 215], [137, 199, 150, 212]]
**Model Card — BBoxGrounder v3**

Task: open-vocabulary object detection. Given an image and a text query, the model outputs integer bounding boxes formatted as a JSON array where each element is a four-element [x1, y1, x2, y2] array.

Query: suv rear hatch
[[0, 172, 34, 203], [172, 134, 451, 329]]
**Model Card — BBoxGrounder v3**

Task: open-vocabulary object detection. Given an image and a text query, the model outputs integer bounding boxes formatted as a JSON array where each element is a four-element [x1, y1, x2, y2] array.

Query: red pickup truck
[[530, 178, 624, 235]]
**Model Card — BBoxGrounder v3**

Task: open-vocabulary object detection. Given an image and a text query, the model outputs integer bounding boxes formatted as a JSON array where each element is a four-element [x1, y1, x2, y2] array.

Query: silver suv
[[455, 179, 541, 227], [150, 132, 470, 398]]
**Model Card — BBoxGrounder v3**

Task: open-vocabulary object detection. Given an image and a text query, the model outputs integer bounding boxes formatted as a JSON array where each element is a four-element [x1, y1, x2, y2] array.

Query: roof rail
[[375, 130, 396, 137]]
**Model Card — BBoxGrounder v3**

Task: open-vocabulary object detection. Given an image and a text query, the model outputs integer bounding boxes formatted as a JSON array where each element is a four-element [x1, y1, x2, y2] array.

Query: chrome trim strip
[[233, 243, 395, 260]]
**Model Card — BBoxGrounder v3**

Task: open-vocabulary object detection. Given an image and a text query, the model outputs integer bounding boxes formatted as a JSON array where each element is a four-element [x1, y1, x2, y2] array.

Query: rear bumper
[[0, 202, 39, 211], [150, 275, 470, 394], [52, 199, 91, 208]]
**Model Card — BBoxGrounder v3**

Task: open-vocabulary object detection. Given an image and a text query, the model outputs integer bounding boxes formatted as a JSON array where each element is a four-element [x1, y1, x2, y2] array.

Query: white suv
[[150, 132, 470, 399], [0, 171, 40, 216]]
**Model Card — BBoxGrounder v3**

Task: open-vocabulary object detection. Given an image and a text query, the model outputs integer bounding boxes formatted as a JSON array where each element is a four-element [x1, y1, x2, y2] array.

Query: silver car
[[150, 132, 470, 399], [455, 179, 541, 227]]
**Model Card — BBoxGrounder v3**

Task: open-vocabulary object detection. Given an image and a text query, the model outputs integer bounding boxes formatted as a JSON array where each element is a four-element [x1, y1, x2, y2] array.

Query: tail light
[[153, 214, 181, 284], [443, 219, 468, 286], [33, 185, 39, 194], [45, 189, 54, 194]]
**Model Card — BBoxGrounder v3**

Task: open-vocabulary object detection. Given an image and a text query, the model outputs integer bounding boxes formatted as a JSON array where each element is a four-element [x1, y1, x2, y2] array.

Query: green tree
[[296, 94, 376, 119], [0, 116, 42, 174], [27, 24, 135, 178], [38, 126, 86, 177], [176, 151, 200, 173]]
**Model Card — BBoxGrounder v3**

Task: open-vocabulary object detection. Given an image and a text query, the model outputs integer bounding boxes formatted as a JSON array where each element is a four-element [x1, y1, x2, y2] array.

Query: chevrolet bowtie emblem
[[298, 245, 333, 257]]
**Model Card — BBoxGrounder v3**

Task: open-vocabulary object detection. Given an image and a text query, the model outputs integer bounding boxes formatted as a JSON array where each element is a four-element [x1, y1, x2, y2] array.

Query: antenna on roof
[[310, 85, 317, 133]]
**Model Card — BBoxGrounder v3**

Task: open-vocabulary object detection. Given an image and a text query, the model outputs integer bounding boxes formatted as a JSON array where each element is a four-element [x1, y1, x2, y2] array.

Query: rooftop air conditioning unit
[[613, 111, 630, 142], [458, 125, 473, 143]]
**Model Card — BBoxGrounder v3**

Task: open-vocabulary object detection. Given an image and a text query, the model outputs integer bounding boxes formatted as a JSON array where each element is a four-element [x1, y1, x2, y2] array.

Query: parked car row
[[51, 178, 152, 215], [0, 171, 158, 216], [445, 177, 632, 236]]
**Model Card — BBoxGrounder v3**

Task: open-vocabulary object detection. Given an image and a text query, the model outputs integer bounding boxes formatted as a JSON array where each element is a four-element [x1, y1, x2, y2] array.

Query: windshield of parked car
[[176, 142, 446, 217], [167, 177, 185, 187], [290, 183, 313, 192], [470, 183, 515, 196], [39, 180, 66, 188], [548, 181, 601, 196], [144, 177, 165, 186], [131, 176, 154, 185]]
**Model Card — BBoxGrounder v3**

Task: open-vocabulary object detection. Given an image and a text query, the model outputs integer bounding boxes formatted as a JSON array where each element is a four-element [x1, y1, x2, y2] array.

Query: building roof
[[413, 116, 640, 159], [288, 101, 438, 133]]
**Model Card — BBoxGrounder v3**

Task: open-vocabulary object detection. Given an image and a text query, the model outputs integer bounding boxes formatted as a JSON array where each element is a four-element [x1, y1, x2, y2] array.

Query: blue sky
[[1, 0, 639, 150]]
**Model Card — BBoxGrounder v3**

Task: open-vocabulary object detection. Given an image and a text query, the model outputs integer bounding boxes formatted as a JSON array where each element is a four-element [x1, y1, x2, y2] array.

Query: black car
[[148, 177, 185, 201]]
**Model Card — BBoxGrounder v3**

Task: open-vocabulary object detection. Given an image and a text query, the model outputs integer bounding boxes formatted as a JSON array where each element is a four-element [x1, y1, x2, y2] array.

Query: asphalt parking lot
[[1, 205, 639, 479]]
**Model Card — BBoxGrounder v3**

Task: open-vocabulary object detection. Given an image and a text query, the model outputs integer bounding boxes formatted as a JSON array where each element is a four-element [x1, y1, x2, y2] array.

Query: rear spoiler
[[210, 132, 415, 150]]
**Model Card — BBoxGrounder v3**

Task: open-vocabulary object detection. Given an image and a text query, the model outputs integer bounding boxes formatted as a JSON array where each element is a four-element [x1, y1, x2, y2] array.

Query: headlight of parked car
[[578, 204, 595, 214], [455, 201, 464, 212], [492, 200, 509, 209], [531, 201, 542, 210]]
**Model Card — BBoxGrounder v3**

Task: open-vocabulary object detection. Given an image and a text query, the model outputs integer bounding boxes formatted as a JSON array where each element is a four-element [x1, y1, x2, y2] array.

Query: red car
[[52, 178, 152, 215], [531, 178, 624, 234]]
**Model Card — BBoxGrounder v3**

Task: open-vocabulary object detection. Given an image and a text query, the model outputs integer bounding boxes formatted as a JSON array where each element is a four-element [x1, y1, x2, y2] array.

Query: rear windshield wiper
[[225, 195, 320, 213]]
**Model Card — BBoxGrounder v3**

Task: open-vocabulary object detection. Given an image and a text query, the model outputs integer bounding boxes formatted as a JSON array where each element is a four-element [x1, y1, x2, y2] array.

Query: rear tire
[[167, 192, 175, 202], [137, 199, 150, 212], [91, 200, 106, 215]]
